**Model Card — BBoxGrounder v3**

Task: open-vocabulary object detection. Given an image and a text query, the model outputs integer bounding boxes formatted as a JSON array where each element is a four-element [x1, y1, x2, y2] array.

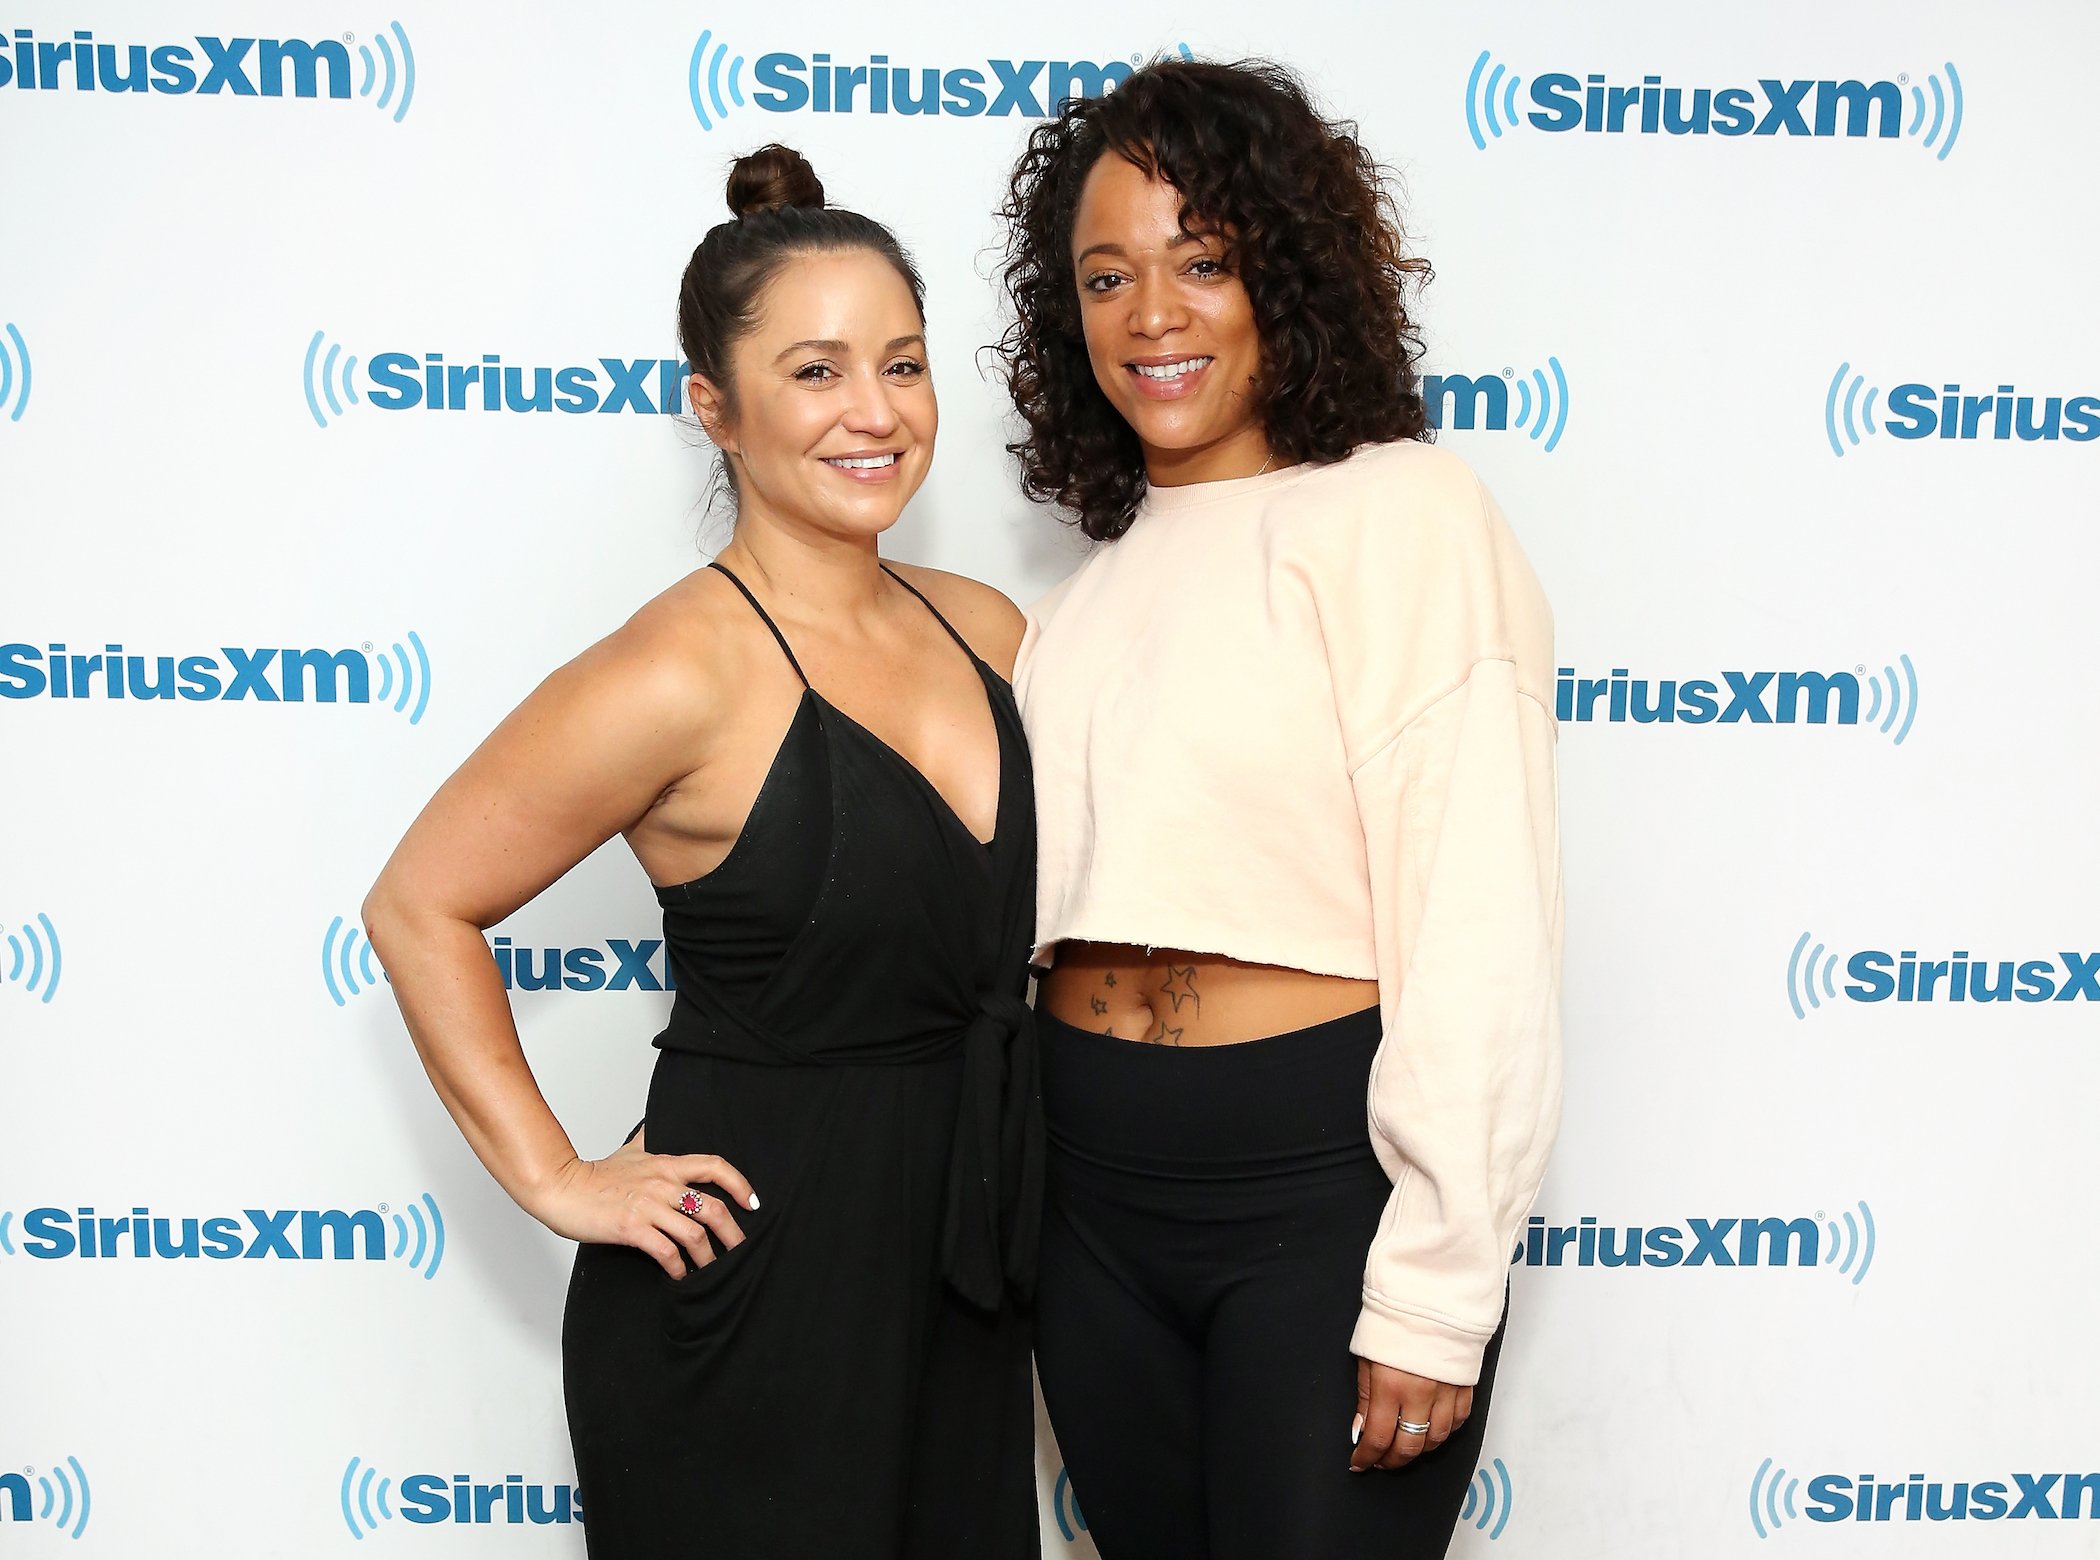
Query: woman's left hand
[[1349, 1357, 1472, 1472]]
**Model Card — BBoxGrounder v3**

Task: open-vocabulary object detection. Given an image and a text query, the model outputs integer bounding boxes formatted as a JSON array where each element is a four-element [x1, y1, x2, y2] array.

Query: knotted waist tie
[[657, 987, 1042, 1313], [938, 992, 1044, 1312]]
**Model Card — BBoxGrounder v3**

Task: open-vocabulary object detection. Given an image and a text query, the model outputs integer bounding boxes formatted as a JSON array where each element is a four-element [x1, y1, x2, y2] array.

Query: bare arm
[[362, 612, 754, 1271]]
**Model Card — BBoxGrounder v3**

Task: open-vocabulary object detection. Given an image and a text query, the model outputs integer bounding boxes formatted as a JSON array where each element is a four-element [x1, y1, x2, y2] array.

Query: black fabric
[[562, 564, 1040, 1560], [1033, 1007, 1504, 1560]]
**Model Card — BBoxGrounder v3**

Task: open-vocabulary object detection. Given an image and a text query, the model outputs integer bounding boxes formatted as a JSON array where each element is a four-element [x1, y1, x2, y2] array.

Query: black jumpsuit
[[561, 563, 1041, 1559]]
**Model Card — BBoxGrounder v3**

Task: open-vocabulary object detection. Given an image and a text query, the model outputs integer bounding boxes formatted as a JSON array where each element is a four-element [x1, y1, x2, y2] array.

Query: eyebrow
[[1074, 231, 1206, 266], [773, 334, 925, 363]]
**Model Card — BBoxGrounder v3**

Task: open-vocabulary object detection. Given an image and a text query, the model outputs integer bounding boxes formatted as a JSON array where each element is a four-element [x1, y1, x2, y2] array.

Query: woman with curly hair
[[997, 59, 1563, 1558]]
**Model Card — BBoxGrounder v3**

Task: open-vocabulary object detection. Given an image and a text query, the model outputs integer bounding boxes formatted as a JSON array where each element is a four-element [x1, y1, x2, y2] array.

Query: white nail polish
[[748, 1194, 761, 1211], [1351, 1413, 1363, 1446]]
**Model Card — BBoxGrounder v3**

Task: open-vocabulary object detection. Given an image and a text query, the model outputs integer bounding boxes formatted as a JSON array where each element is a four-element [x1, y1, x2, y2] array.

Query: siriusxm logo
[[1, 24, 416, 119], [1751, 1458, 2100, 1533], [0, 1456, 91, 1540], [1, 636, 432, 722], [1051, 1466, 1086, 1543], [1788, 935, 2100, 1018], [0, 1195, 446, 1277], [1465, 53, 1963, 158], [1556, 659, 1918, 743], [2, 913, 63, 1005], [687, 29, 1190, 131], [1422, 362, 1569, 452], [1461, 1459, 1515, 1541], [341, 1458, 582, 1534], [1825, 362, 2100, 455], [303, 333, 685, 427], [1516, 1203, 1876, 1282], [0, 320, 28, 422], [322, 916, 675, 1006]]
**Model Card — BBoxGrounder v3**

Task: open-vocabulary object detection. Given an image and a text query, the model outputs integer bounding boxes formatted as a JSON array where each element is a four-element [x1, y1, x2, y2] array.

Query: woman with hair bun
[[998, 59, 1563, 1558], [365, 144, 1042, 1558]]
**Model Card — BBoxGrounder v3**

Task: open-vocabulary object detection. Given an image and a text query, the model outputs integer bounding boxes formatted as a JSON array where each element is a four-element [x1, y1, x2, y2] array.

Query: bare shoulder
[[554, 566, 766, 736], [887, 561, 1028, 680]]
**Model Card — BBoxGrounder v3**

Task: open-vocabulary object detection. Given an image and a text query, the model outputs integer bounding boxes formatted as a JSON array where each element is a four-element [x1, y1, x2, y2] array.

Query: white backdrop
[[5, 1, 2099, 1554]]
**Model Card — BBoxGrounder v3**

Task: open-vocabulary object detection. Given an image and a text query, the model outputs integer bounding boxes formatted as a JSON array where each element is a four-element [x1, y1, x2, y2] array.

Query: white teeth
[[1134, 357, 1212, 380], [824, 454, 898, 469]]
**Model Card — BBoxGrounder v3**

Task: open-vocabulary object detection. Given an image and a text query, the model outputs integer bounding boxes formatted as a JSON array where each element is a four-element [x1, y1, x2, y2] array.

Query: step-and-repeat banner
[[5, 2, 2097, 1554]]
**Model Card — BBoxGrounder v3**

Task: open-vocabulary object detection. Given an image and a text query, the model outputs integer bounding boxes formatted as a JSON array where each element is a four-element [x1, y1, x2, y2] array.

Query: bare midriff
[[1038, 941, 1380, 1047]]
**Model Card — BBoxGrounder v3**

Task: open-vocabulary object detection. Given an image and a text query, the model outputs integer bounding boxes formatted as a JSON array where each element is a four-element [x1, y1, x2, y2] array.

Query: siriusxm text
[[1, 29, 352, 97], [365, 354, 687, 415], [749, 53, 1130, 117], [1515, 1215, 1818, 1269], [1, 643, 374, 703], [1556, 667, 1863, 724], [492, 937, 675, 993], [395, 1475, 582, 1526], [1805, 1471, 2100, 1523], [13, 1206, 394, 1261], [1883, 384, 2100, 442], [1526, 74, 1908, 138], [1844, 950, 2100, 1004]]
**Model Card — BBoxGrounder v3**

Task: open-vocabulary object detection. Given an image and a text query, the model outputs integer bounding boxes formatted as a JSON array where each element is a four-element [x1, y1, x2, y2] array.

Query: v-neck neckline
[[809, 666, 1005, 854], [704, 558, 1006, 854]]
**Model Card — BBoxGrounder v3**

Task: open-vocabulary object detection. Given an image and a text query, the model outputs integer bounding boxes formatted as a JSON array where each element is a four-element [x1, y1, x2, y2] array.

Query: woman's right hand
[[527, 1128, 759, 1278]]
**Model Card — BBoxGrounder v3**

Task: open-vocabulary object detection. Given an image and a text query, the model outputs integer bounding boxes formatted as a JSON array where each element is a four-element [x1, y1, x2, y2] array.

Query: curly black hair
[[993, 58, 1433, 541]]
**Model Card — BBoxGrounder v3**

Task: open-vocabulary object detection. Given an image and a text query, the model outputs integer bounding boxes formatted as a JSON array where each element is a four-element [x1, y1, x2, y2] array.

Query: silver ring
[[1398, 1418, 1433, 1437]]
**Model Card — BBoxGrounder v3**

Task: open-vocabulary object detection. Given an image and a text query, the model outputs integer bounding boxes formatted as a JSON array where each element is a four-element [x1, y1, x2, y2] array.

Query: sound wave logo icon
[[1750, 1457, 1800, 1538], [0, 1456, 92, 1539], [388, 1193, 446, 1279], [1819, 1200, 1877, 1285], [354, 23, 417, 123], [1510, 359, 1569, 451], [1902, 64, 1963, 160], [372, 633, 434, 724], [1051, 1465, 1087, 1543], [0, 322, 29, 423], [303, 331, 360, 429], [1788, 931, 1841, 1019], [1422, 361, 1571, 451], [341, 1456, 395, 1538], [1824, 362, 1883, 455], [1464, 52, 1524, 149], [322, 915, 386, 1007], [689, 27, 746, 131], [1460, 1458, 1515, 1539], [2, 914, 62, 1005]]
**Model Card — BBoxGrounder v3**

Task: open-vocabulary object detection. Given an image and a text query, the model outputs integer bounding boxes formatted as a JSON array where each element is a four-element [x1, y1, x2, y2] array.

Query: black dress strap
[[709, 562, 810, 689], [881, 564, 979, 665]]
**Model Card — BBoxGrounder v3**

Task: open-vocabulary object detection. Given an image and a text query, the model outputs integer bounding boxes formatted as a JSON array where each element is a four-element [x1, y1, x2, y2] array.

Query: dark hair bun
[[726, 144, 826, 220]]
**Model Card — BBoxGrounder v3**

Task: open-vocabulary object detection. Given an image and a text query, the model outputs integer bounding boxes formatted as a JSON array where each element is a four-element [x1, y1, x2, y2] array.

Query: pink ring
[[677, 1191, 705, 1219]]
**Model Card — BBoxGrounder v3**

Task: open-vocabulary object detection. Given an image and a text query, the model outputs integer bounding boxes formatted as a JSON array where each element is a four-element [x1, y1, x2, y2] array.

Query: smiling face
[[1069, 152, 1270, 486], [690, 247, 936, 541]]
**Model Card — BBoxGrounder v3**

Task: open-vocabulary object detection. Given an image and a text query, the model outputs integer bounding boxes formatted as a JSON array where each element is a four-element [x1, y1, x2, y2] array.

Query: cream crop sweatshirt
[[1014, 439, 1563, 1386]]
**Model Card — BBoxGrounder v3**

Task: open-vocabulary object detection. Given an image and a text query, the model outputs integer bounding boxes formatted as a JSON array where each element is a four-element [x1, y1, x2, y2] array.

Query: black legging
[[1033, 1007, 1503, 1560]]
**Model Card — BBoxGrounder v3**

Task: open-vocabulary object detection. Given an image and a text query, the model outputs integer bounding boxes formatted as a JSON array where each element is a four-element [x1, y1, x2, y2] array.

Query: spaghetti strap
[[709, 561, 810, 689], [881, 564, 979, 665]]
